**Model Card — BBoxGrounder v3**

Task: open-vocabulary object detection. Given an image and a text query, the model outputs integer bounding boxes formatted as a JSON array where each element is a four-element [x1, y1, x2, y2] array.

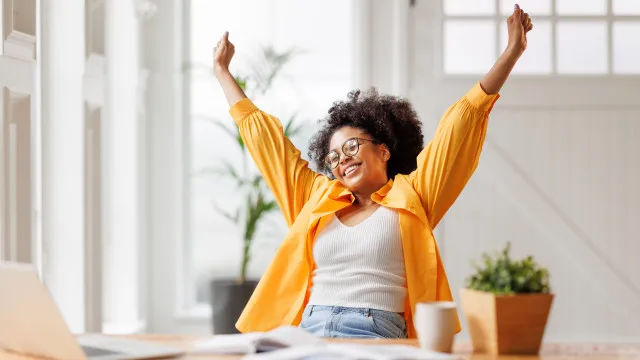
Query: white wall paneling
[[83, 0, 106, 334], [0, 0, 37, 264], [413, 0, 640, 343], [83, 103, 103, 333], [0, 88, 31, 263]]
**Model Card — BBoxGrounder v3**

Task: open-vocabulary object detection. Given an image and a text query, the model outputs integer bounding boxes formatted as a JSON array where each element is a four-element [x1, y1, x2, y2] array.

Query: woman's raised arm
[[213, 32, 328, 226]]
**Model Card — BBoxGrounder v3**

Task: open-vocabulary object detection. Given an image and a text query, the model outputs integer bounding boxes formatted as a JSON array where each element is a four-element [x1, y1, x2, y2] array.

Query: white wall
[[411, 1, 640, 343], [441, 106, 640, 342]]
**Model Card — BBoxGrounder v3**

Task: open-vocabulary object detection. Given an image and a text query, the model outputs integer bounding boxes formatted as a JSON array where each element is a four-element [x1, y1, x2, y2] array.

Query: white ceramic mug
[[413, 301, 458, 353]]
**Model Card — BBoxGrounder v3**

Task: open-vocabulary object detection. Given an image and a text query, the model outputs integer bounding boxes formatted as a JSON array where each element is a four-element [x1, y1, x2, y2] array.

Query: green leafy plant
[[465, 242, 551, 295], [195, 46, 303, 284]]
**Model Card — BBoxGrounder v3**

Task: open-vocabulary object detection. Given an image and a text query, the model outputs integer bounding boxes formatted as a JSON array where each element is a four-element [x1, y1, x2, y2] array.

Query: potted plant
[[459, 242, 554, 355], [195, 46, 303, 334]]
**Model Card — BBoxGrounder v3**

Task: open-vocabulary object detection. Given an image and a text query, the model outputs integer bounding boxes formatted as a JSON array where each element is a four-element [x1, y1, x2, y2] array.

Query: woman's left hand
[[506, 4, 533, 56]]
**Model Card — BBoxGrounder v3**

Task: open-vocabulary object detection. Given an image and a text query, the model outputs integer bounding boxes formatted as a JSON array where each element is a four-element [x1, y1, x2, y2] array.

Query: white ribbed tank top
[[307, 206, 407, 312]]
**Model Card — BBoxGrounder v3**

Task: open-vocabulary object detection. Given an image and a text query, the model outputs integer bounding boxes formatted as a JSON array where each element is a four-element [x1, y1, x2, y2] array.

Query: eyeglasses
[[324, 137, 376, 170]]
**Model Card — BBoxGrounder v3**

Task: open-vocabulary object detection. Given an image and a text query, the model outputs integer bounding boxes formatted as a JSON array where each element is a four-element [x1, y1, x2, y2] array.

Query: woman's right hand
[[213, 31, 234, 78], [212, 31, 246, 106]]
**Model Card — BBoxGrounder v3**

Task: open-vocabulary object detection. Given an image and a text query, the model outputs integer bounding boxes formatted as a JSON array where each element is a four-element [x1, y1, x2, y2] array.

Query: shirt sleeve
[[408, 82, 500, 229], [229, 98, 328, 227]]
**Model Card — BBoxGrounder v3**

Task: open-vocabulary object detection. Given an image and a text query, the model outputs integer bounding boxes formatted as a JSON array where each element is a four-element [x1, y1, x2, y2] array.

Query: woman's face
[[327, 126, 390, 194]]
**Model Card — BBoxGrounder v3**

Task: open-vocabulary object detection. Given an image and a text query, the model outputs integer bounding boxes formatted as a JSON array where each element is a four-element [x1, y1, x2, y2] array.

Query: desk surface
[[2, 334, 640, 359]]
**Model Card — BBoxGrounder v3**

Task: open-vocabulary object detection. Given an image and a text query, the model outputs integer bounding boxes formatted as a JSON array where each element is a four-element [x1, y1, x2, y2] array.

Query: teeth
[[344, 164, 359, 176]]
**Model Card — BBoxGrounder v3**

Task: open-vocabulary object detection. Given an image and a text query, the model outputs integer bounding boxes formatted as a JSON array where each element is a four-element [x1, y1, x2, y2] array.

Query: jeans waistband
[[304, 304, 404, 318]]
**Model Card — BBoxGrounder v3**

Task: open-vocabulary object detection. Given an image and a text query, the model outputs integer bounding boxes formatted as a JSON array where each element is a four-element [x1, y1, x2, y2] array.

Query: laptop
[[0, 262, 185, 360]]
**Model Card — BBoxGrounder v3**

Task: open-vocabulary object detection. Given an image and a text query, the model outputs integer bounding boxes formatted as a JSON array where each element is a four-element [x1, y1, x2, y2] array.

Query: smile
[[343, 164, 360, 177]]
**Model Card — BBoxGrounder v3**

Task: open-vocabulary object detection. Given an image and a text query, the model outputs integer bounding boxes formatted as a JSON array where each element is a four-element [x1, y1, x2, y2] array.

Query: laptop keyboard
[[82, 345, 124, 357]]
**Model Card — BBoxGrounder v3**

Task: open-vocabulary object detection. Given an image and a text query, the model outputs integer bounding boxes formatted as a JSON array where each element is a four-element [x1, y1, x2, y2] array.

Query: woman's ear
[[380, 144, 390, 161]]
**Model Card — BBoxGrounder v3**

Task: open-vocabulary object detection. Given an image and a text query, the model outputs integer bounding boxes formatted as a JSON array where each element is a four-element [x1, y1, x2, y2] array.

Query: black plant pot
[[210, 279, 258, 334]]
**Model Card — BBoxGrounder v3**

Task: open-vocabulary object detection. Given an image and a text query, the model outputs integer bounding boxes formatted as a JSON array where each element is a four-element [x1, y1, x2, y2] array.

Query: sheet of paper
[[189, 326, 324, 355], [327, 343, 462, 360], [190, 332, 262, 354], [243, 342, 462, 360]]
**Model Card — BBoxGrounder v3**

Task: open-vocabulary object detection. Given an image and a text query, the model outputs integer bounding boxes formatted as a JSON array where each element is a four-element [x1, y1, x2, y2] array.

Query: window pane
[[500, 0, 551, 15], [444, 0, 495, 15], [613, 0, 640, 15], [444, 20, 496, 74], [188, 0, 355, 306], [272, 0, 352, 79], [557, 22, 608, 74], [556, 0, 606, 15], [190, 0, 268, 70], [500, 21, 552, 74], [190, 77, 218, 117], [613, 22, 640, 74]]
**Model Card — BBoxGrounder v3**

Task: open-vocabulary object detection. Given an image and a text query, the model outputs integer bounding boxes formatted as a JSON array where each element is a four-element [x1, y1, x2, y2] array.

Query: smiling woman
[[212, 3, 533, 339]]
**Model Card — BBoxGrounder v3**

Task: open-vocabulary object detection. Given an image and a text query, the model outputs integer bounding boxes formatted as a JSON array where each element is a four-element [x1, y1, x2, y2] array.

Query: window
[[442, 0, 640, 74], [185, 0, 354, 311]]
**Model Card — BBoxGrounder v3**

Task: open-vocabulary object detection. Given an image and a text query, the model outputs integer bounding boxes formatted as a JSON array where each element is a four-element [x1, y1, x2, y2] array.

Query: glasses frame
[[324, 137, 376, 170]]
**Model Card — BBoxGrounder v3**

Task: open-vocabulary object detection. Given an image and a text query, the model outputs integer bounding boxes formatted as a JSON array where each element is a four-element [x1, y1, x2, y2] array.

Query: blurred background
[[1, 0, 639, 343]]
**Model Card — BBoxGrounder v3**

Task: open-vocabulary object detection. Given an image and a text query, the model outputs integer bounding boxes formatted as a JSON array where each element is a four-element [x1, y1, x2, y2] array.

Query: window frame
[[439, 0, 640, 77]]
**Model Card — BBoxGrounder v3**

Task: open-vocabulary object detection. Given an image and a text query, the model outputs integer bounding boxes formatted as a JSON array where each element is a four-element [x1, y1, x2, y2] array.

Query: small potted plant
[[459, 242, 554, 355]]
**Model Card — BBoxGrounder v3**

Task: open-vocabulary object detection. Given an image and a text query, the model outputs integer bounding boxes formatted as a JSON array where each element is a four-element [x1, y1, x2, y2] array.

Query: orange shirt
[[230, 82, 499, 339]]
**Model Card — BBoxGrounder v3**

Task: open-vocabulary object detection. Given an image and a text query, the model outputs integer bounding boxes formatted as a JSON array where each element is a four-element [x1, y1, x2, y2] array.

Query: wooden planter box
[[459, 288, 554, 355]]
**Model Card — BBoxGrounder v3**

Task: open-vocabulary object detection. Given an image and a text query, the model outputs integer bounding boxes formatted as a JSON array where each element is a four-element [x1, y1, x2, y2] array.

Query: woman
[[212, 5, 533, 339]]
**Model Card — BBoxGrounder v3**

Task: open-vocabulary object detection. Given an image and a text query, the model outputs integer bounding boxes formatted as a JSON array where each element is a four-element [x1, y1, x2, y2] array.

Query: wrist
[[213, 65, 230, 80], [504, 44, 524, 59]]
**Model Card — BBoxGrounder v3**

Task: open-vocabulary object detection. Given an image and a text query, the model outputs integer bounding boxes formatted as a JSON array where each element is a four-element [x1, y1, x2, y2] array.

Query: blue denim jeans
[[298, 305, 408, 339]]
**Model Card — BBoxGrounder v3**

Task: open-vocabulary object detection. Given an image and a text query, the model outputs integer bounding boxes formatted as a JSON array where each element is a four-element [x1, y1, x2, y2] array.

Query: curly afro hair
[[308, 88, 425, 179]]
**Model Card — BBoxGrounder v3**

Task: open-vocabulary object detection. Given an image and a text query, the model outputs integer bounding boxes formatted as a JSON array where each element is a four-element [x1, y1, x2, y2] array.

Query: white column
[[143, 0, 187, 333], [392, 0, 410, 97], [102, 0, 143, 334], [40, 0, 86, 333], [352, 0, 372, 89]]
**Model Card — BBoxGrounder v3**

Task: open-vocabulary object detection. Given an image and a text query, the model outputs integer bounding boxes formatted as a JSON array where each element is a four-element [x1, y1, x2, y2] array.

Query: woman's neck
[[352, 177, 389, 206], [353, 193, 376, 207]]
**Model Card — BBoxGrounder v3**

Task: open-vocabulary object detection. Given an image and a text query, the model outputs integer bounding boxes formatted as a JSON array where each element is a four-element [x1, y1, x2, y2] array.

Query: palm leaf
[[250, 174, 263, 189], [235, 75, 248, 91], [283, 113, 304, 138], [248, 46, 304, 97], [194, 159, 240, 181], [209, 119, 245, 151], [212, 201, 240, 224]]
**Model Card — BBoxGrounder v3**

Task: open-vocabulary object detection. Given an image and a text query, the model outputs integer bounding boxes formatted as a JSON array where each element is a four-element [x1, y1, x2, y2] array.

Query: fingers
[[511, 4, 532, 29], [214, 31, 231, 54], [522, 11, 532, 32], [513, 3, 521, 18]]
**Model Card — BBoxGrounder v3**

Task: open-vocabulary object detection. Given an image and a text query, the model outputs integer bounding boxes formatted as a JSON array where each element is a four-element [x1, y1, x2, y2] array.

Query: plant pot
[[210, 279, 258, 334], [459, 288, 554, 355]]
